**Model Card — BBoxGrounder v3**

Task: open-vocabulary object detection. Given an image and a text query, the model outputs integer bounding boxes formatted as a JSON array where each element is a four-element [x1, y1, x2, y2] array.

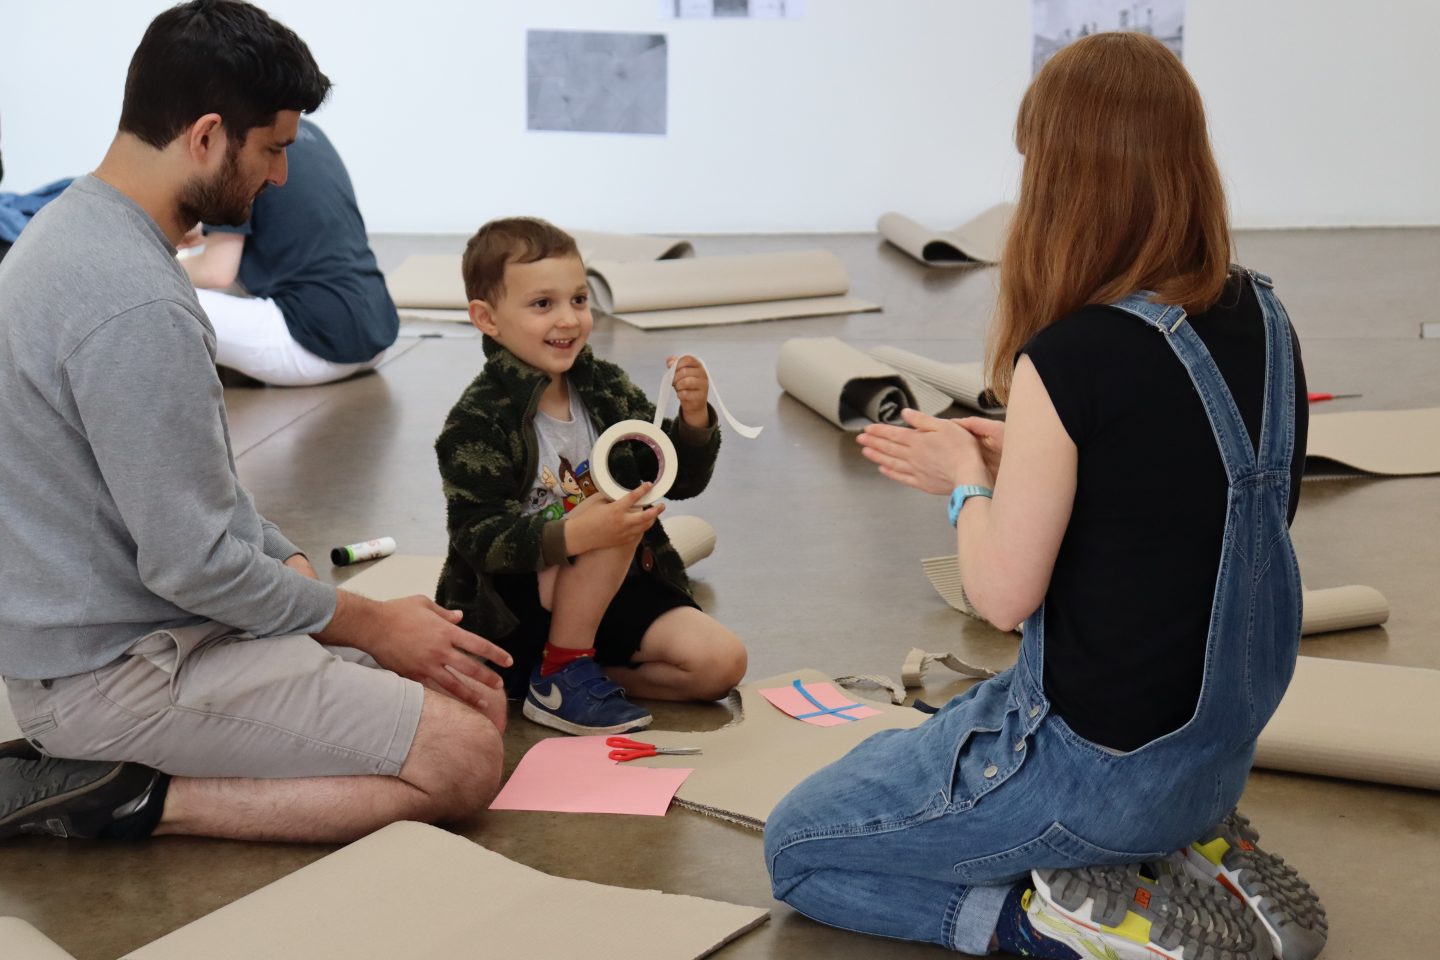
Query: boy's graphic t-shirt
[[527, 382, 600, 520]]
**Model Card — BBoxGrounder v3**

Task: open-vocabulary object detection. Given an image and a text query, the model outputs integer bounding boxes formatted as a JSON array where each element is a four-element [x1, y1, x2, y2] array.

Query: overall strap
[[1107, 291, 1257, 482], [1246, 270, 1298, 473]]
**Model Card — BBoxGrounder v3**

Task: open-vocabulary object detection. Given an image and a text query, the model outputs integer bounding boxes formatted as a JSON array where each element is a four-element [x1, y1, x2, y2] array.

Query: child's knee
[[694, 628, 747, 699]]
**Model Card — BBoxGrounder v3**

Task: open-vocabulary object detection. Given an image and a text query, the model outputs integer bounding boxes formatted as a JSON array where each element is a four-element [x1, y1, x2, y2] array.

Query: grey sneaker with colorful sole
[[1029, 858, 1274, 960], [1184, 810, 1328, 960]]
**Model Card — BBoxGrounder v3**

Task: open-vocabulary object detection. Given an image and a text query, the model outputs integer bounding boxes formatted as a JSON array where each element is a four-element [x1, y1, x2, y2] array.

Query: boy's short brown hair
[[461, 217, 581, 304]]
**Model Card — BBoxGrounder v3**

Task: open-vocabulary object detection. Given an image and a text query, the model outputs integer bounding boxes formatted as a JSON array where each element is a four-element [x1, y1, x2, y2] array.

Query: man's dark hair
[[462, 218, 582, 304], [119, 0, 331, 148]]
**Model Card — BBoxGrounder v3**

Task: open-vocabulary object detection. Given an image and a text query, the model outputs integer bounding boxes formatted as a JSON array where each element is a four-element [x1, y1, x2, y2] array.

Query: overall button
[[1014, 740, 1025, 753], [1028, 704, 1040, 718], [982, 764, 998, 778]]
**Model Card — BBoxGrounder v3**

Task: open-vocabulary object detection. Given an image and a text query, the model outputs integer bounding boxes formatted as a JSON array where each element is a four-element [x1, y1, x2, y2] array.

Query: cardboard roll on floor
[[383, 228, 693, 311], [877, 203, 1014, 267], [587, 250, 881, 330], [1304, 407, 1440, 479], [776, 337, 951, 430]]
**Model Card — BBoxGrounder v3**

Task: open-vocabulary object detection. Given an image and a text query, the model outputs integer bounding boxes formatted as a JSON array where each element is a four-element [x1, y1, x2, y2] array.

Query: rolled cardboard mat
[[123, 821, 768, 960], [777, 337, 951, 431], [634, 669, 930, 829], [339, 517, 718, 602], [1299, 584, 1389, 633], [920, 555, 1390, 637], [0, 919, 77, 960], [1255, 657, 1440, 791], [587, 251, 882, 330], [569, 228, 693, 262], [396, 307, 470, 324], [867, 345, 1006, 415], [658, 515, 717, 568], [384, 229, 694, 310], [384, 254, 466, 310], [877, 203, 1014, 267], [1305, 407, 1440, 477]]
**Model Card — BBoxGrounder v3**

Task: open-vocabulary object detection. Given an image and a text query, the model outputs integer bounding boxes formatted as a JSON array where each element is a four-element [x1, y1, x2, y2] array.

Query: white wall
[[2, 0, 1436, 233]]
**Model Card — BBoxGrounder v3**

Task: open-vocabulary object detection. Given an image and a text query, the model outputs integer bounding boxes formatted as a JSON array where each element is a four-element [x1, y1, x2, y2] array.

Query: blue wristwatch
[[947, 484, 993, 526]]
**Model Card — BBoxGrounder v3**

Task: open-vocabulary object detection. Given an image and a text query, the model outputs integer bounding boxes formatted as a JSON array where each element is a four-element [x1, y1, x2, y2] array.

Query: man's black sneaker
[[0, 757, 166, 840], [0, 739, 41, 762]]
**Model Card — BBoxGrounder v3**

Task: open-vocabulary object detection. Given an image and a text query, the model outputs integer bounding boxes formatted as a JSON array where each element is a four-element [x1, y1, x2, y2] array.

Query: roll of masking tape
[[588, 356, 763, 506], [590, 421, 679, 505]]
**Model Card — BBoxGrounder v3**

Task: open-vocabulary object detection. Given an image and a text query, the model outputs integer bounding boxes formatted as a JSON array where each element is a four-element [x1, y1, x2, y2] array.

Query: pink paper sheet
[[758, 680, 882, 727], [490, 735, 693, 816]]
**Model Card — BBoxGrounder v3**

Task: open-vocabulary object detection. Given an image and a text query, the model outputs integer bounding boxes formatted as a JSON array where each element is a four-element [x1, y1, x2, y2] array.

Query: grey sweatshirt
[[0, 175, 336, 680]]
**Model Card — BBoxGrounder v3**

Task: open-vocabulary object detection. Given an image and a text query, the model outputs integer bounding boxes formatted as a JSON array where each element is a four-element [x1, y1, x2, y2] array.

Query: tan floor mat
[[633, 669, 933, 829], [1305, 407, 1440, 477], [124, 821, 767, 960]]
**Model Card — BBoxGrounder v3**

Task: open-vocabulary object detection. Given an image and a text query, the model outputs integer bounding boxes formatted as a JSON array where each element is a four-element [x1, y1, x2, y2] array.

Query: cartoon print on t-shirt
[[557, 457, 587, 513]]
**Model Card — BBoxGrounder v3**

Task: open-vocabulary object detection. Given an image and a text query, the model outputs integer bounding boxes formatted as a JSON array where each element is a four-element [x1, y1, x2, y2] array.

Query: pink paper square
[[489, 735, 693, 816], [758, 680, 883, 727]]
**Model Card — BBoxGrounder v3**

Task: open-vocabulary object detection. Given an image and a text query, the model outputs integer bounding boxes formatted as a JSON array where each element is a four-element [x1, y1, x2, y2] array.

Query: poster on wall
[[1032, 1, 1184, 73], [527, 30, 668, 135], [660, 0, 805, 19]]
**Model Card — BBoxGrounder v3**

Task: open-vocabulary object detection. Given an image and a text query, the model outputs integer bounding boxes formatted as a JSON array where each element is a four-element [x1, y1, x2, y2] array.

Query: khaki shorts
[[3, 623, 423, 779]]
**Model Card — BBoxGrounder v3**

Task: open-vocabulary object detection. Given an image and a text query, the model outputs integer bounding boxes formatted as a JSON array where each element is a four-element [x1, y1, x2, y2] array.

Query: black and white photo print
[[1033, 0, 1185, 73], [527, 30, 668, 135]]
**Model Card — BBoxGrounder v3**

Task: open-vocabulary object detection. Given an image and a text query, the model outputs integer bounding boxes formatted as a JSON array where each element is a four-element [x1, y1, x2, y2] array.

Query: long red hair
[[987, 32, 1232, 402]]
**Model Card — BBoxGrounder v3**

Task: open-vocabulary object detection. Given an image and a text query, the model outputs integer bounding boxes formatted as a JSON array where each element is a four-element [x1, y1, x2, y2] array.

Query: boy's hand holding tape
[[668, 354, 713, 429], [564, 482, 666, 554]]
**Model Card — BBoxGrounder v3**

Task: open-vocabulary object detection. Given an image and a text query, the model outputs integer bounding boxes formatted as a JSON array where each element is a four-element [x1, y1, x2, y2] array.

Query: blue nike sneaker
[[521, 657, 652, 736]]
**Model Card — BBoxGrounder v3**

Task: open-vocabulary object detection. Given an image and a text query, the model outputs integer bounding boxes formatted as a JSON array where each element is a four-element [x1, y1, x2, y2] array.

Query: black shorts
[[491, 569, 699, 698]]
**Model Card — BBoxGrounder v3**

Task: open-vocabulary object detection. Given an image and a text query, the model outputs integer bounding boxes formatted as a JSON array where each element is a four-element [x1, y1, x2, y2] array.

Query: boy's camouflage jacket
[[434, 336, 721, 642]]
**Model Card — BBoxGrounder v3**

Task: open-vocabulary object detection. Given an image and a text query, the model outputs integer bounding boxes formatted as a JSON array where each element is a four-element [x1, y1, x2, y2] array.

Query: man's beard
[[178, 144, 264, 228]]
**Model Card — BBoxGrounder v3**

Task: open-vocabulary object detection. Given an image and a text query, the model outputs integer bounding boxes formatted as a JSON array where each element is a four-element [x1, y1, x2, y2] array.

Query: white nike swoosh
[[531, 684, 564, 710]]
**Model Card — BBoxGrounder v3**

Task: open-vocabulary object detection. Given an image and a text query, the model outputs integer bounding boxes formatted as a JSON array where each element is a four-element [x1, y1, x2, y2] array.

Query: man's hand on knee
[[320, 592, 513, 711]]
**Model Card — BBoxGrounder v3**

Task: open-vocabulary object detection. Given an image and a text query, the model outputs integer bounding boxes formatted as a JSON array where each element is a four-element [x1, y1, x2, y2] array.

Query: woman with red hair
[[766, 32, 1325, 960]]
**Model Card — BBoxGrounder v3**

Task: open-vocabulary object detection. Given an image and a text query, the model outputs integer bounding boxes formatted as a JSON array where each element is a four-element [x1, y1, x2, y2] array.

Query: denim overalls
[[764, 270, 1303, 954]]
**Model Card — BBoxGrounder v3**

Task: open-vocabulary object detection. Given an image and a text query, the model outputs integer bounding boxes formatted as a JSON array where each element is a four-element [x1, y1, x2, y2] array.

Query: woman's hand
[[856, 408, 995, 495], [954, 417, 1004, 479]]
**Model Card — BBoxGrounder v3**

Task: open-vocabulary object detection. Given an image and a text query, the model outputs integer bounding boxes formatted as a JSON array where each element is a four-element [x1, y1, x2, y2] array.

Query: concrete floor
[[2, 228, 1438, 959]]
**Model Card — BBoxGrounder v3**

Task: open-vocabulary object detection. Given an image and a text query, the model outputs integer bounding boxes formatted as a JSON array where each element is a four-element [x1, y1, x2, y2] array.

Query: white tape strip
[[590, 357, 762, 505], [650, 357, 764, 440]]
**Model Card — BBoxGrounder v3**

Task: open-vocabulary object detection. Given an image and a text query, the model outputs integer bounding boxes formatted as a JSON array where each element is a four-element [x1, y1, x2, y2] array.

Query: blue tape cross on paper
[[791, 679, 869, 722]]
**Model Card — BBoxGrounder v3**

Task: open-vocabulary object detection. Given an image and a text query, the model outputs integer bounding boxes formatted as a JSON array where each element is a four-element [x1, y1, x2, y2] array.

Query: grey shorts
[[3, 623, 423, 779]]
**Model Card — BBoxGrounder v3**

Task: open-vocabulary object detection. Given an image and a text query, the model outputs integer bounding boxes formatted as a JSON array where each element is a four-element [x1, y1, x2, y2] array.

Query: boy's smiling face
[[469, 254, 593, 381]]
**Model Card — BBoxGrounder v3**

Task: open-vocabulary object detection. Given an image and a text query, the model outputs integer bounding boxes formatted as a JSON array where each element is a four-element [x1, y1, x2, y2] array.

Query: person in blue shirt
[[179, 118, 398, 386]]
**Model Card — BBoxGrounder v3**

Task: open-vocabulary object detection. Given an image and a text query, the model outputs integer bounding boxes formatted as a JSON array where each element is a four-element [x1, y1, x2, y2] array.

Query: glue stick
[[330, 536, 396, 566]]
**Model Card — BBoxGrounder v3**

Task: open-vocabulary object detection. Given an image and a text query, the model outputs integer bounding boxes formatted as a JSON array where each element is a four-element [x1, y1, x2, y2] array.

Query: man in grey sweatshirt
[[0, 0, 509, 844]]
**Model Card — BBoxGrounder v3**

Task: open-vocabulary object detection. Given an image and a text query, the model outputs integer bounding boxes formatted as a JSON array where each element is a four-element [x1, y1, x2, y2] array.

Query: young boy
[[434, 217, 748, 735]]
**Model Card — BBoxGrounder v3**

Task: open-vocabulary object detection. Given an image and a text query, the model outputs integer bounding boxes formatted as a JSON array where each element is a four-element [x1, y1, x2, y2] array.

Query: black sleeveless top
[[1021, 274, 1308, 752]]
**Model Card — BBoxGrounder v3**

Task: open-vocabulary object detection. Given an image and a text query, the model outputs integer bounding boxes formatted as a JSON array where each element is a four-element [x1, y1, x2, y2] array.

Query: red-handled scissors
[[605, 736, 702, 762]]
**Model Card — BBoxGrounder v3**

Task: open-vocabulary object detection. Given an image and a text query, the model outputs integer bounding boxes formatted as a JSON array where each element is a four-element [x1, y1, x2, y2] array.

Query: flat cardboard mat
[[340, 516, 717, 602], [124, 821, 767, 960], [0, 918, 76, 960], [384, 229, 693, 310], [587, 251, 881, 330], [1255, 657, 1440, 791], [877, 204, 1014, 267], [633, 669, 930, 829], [921, 554, 1390, 637], [1305, 407, 1440, 477], [776, 337, 951, 430]]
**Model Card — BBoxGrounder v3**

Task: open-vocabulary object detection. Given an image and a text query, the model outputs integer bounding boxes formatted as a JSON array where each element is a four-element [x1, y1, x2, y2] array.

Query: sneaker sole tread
[[1034, 862, 1273, 960]]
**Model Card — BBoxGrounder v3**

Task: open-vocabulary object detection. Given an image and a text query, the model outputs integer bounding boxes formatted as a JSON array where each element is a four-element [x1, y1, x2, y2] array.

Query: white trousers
[[196, 288, 384, 387]]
